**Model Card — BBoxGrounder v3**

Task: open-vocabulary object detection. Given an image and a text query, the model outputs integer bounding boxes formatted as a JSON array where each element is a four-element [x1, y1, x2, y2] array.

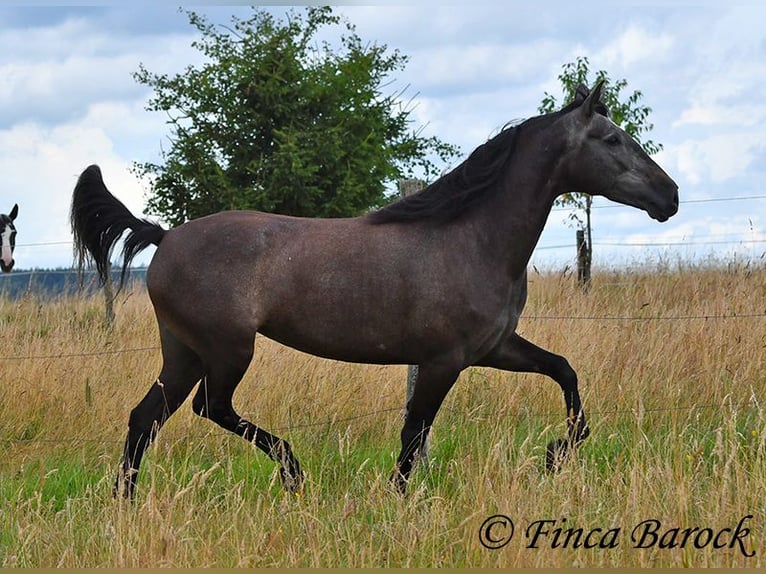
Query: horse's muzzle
[[1, 258, 14, 273], [650, 185, 679, 223]]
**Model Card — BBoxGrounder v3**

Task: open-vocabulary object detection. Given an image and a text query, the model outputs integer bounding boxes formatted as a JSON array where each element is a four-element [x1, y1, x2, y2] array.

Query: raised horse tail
[[70, 164, 166, 290]]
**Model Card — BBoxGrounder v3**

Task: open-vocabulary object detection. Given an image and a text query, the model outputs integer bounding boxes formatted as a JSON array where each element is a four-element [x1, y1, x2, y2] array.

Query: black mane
[[367, 121, 524, 225], [367, 95, 607, 226]]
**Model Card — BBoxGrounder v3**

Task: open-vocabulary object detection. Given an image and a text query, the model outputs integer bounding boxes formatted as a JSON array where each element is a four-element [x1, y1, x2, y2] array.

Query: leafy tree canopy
[[134, 6, 459, 226]]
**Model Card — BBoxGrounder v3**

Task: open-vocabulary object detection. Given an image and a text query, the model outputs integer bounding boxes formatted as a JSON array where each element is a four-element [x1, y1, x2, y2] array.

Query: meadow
[[1, 260, 765, 567]]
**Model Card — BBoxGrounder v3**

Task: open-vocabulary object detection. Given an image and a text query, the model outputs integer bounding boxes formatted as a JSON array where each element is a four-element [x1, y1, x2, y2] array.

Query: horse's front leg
[[392, 361, 461, 494], [478, 332, 589, 471]]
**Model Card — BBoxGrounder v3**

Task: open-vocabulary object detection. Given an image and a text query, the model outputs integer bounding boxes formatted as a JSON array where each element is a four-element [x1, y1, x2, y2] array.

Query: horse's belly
[[258, 330, 408, 365], [258, 293, 514, 367]]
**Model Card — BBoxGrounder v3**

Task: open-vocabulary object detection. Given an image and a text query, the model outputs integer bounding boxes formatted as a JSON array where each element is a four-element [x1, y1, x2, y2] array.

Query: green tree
[[538, 57, 662, 286], [134, 6, 459, 226]]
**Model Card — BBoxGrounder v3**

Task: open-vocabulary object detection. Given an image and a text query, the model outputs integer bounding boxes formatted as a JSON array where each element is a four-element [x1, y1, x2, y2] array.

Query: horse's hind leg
[[191, 341, 303, 493], [115, 325, 203, 499]]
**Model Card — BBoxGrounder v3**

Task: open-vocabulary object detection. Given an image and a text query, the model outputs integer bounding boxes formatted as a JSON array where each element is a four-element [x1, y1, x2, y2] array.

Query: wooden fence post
[[576, 229, 591, 292], [398, 178, 429, 461], [102, 262, 116, 327]]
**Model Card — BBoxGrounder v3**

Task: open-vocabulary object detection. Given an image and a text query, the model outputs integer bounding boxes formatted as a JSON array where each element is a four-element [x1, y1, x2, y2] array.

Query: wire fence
[[2, 397, 761, 447], [550, 193, 766, 213], [7, 192, 766, 258], [3, 308, 764, 445], [0, 406, 408, 446], [11, 234, 766, 257], [2, 308, 765, 364], [4, 193, 766, 448]]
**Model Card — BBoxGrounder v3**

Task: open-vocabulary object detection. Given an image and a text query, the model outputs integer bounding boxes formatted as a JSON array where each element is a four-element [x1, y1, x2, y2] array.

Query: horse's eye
[[604, 134, 621, 146]]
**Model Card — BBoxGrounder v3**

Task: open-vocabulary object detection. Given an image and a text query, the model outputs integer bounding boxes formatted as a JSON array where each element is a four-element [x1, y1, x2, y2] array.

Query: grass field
[[1, 261, 765, 567]]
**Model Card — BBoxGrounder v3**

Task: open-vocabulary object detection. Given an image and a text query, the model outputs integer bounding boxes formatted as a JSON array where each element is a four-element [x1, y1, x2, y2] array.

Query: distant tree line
[[0, 268, 148, 300]]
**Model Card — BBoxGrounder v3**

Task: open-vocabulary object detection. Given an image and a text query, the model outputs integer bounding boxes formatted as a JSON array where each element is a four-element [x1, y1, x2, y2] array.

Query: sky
[[1, 1, 765, 273]]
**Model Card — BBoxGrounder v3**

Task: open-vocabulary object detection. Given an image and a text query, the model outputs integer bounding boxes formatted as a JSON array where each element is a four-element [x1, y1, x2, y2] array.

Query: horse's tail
[[70, 164, 166, 290]]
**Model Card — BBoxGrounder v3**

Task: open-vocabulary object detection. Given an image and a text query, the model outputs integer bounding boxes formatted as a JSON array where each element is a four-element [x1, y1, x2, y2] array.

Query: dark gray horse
[[1, 203, 18, 273], [70, 82, 678, 498]]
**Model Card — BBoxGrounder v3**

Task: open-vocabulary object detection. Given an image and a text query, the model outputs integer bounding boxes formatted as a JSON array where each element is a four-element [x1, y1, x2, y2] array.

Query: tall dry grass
[[1, 261, 765, 566]]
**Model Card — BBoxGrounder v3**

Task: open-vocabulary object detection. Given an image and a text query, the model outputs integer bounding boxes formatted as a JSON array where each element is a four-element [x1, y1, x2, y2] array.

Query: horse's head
[[555, 81, 679, 222], [1, 203, 18, 272]]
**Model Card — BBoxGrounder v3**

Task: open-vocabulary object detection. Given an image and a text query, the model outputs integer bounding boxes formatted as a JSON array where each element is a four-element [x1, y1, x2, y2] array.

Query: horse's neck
[[471, 144, 561, 277]]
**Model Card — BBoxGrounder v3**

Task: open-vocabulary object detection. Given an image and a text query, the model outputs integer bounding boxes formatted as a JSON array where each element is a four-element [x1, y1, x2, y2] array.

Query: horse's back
[[144, 211, 411, 356], [147, 210, 376, 290]]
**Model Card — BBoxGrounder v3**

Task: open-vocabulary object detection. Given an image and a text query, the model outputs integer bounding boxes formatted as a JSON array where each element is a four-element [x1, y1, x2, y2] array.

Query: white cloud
[[1, 101, 160, 269], [0, 15, 200, 129], [404, 39, 564, 95], [671, 133, 766, 185], [675, 96, 766, 131], [596, 25, 674, 69]]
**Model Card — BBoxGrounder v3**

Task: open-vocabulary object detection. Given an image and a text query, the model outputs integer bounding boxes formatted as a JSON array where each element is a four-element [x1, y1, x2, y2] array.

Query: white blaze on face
[[1, 225, 13, 267]]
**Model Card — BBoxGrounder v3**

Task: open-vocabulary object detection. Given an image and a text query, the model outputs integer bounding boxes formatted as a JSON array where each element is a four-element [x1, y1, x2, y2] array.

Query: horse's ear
[[573, 84, 590, 105], [9, 204, 17, 221], [582, 80, 606, 118]]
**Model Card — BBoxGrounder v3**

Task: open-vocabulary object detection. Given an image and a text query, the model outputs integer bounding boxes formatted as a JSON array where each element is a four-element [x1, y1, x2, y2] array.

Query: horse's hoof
[[390, 470, 408, 495], [113, 473, 136, 501], [279, 467, 304, 495], [545, 438, 569, 473]]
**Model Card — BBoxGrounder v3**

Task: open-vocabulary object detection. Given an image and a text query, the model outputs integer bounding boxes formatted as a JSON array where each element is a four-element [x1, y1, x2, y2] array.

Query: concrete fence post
[[398, 178, 428, 461]]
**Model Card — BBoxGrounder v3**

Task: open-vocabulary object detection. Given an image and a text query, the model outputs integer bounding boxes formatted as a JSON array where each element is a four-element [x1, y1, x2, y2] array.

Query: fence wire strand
[[2, 310, 765, 363], [2, 399, 761, 447]]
